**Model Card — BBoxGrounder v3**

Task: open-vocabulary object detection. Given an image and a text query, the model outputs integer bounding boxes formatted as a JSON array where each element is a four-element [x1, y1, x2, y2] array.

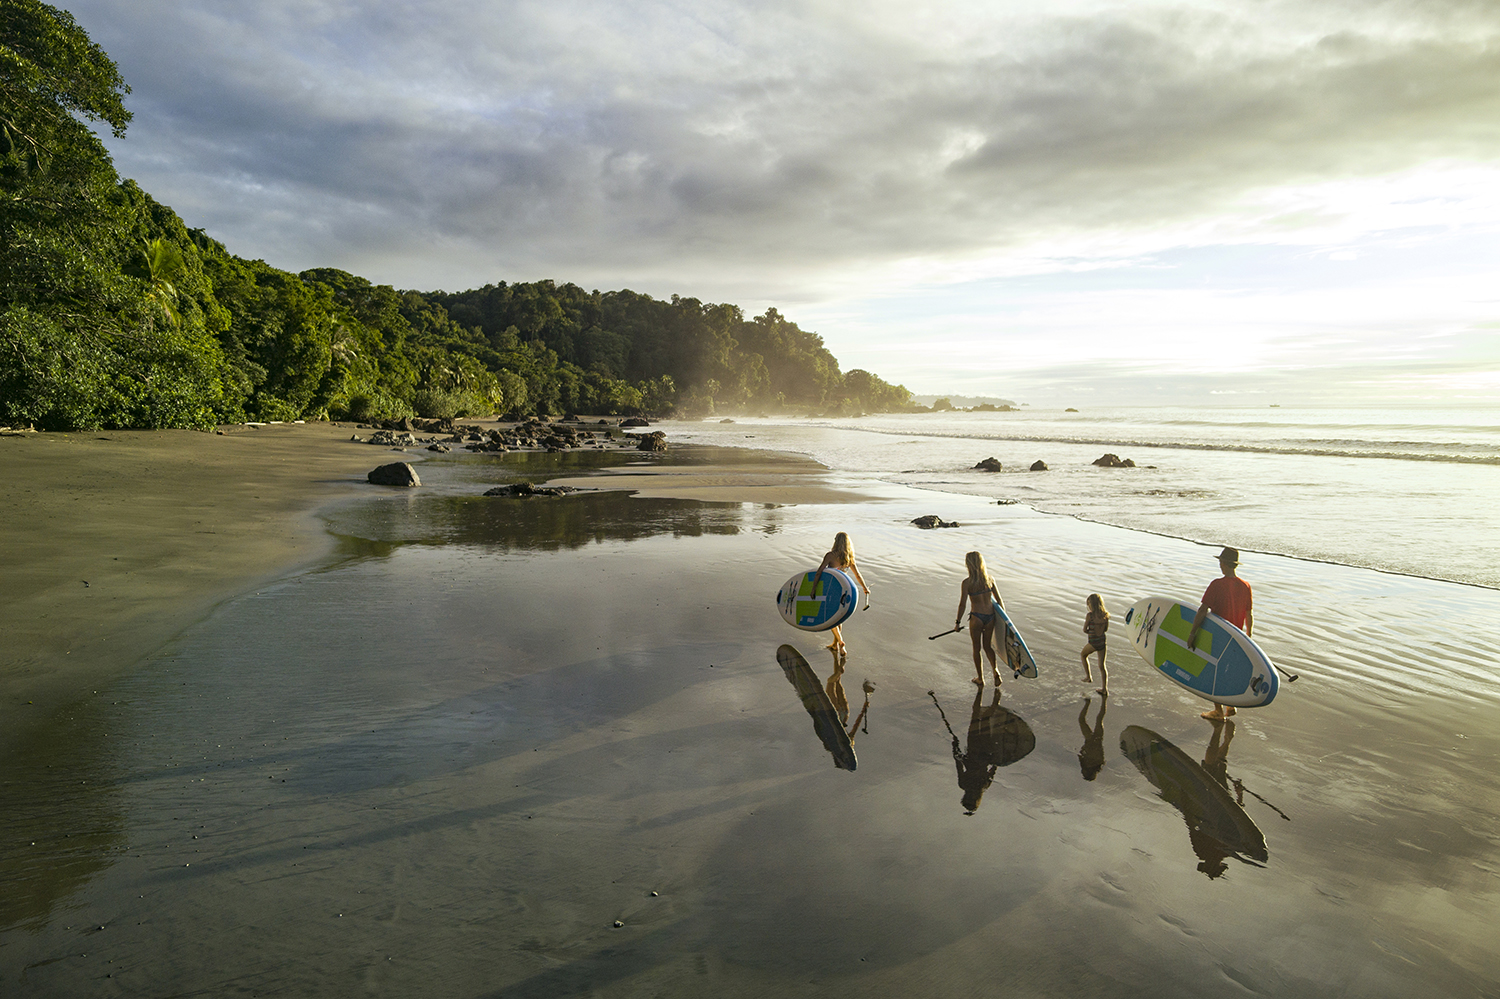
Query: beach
[[2, 421, 1498, 997]]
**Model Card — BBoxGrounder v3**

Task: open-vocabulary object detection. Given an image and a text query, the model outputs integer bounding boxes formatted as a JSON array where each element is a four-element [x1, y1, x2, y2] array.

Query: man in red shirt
[[1188, 547, 1253, 721]]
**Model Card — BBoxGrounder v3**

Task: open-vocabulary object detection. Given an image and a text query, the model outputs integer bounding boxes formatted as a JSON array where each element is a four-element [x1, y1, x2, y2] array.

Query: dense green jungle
[[0, 2, 915, 431]]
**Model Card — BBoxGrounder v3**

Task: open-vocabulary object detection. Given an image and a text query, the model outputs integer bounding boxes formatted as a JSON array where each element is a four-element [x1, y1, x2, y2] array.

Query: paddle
[[1271, 662, 1299, 683], [928, 624, 964, 640]]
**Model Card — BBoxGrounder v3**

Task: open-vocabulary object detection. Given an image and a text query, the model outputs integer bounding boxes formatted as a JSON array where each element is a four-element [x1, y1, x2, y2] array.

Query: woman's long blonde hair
[[1087, 593, 1109, 619], [965, 551, 992, 589], [831, 532, 855, 568]]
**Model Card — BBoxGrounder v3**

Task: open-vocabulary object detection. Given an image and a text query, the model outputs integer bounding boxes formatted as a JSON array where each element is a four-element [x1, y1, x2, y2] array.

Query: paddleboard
[[776, 568, 858, 632], [1124, 596, 1277, 708], [777, 644, 857, 770], [1120, 725, 1267, 866], [995, 605, 1038, 679]]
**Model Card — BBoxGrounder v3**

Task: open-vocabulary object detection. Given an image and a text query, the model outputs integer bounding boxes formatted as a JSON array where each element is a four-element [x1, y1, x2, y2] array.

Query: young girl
[[814, 532, 870, 657], [955, 551, 1004, 686], [1080, 593, 1109, 693]]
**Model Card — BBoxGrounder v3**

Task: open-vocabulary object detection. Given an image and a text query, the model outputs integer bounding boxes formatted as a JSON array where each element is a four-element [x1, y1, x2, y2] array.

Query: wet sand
[[0, 423, 407, 755], [3, 435, 1499, 996]]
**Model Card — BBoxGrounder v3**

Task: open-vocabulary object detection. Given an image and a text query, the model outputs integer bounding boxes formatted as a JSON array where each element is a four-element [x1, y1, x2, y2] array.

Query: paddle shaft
[[928, 625, 964, 640], [1271, 662, 1299, 682]]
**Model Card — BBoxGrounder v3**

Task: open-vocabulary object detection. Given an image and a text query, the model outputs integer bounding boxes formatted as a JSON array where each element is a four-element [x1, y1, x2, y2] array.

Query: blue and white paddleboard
[[1124, 596, 1278, 708], [995, 605, 1038, 679], [777, 568, 858, 632]]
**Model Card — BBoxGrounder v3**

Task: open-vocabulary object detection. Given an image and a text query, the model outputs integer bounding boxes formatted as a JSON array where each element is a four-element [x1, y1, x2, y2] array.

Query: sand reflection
[[929, 688, 1035, 814], [777, 644, 873, 771], [1121, 723, 1270, 877]]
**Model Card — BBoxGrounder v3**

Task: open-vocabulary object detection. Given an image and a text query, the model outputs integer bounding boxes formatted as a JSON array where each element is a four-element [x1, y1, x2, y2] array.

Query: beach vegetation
[[0, 6, 918, 430]]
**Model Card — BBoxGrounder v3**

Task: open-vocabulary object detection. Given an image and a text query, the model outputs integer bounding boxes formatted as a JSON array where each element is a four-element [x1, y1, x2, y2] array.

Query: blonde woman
[[814, 532, 870, 657], [955, 551, 1004, 686], [1080, 593, 1109, 693]]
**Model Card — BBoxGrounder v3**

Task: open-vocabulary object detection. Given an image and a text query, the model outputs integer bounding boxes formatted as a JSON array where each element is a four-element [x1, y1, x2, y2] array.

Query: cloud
[[72, 0, 1500, 292], [61, 0, 1500, 404]]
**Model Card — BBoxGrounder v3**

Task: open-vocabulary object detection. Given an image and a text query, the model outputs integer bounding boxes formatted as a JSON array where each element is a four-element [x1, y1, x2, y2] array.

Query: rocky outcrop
[[482, 483, 577, 497], [367, 462, 420, 487], [1092, 453, 1136, 468], [1029, 460, 1048, 471], [621, 417, 651, 428], [635, 430, 668, 452], [973, 457, 1003, 472], [912, 515, 960, 529]]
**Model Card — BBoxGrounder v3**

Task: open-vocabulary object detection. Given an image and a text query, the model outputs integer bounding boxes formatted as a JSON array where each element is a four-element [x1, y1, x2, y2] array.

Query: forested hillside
[[0, 1, 914, 431]]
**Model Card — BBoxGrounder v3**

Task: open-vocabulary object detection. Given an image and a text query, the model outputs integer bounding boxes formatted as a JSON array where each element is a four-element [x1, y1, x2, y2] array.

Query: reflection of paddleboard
[[1124, 596, 1277, 708], [995, 605, 1038, 679], [777, 645, 856, 770], [1120, 725, 1267, 866], [776, 568, 858, 632]]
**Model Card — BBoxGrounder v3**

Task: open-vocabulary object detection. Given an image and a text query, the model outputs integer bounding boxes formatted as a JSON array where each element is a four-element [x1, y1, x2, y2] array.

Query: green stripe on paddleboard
[[1158, 605, 1214, 655], [1155, 642, 1209, 677], [1155, 605, 1213, 678], [796, 575, 828, 619]]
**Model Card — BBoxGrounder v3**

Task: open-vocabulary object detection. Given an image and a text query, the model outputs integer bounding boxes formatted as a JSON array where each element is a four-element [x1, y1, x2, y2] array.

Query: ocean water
[[666, 407, 1500, 589]]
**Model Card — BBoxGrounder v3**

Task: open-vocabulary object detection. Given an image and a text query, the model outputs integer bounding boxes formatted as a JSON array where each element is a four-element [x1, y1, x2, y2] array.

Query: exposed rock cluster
[[482, 483, 578, 498], [912, 515, 960, 529], [1092, 453, 1136, 467], [973, 457, 1003, 472]]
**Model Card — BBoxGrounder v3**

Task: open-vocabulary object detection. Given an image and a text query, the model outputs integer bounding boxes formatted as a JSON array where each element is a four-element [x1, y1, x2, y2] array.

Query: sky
[[68, 0, 1500, 406]]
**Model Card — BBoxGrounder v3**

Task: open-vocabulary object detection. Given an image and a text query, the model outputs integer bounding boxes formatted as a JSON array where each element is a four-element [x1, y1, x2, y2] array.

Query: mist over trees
[[1, 1, 914, 431]]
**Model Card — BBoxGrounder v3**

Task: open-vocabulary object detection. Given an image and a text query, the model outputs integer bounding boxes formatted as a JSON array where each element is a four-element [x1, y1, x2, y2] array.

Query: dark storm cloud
[[68, 0, 1500, 292]]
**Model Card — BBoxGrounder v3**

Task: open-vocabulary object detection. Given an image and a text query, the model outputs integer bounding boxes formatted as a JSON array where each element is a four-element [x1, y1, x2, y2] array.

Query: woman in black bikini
[[955, 551, 1004, 686]]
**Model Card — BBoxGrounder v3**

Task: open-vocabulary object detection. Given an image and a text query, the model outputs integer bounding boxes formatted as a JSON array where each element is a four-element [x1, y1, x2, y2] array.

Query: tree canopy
[[0, 5, 915, 430]]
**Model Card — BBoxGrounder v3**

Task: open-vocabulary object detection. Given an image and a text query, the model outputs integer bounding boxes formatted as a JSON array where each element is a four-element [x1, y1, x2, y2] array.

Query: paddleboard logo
[[1141, 603, 1162, 642], [1251, 674, 1268, 695]]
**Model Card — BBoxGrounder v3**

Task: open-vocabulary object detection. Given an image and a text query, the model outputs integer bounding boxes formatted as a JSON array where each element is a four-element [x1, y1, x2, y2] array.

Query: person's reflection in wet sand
[[929, 688, 1036, 814], [1202, 718, 1238, 796], [777, 644, 873, 770], [1078, 694, 1107, 781], [1119, 724, 1268, 879], [826, 647, 851, 725]]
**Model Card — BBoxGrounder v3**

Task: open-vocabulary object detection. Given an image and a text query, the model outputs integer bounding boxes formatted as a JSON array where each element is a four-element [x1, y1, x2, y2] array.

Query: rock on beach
[[367, 462, 421, 487]]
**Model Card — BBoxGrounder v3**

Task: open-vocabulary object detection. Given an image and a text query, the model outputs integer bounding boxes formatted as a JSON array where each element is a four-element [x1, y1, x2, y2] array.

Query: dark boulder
[[973, 457, 1003, 472], [1029, 460, 1048, 471], [367, 462, 420, 487], [912, 515, 960, 529], [1092, 453, 1135, 468], [637, 431, 668, 452], [621, 417, 651, 428], [426, 444, 450, 452]]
